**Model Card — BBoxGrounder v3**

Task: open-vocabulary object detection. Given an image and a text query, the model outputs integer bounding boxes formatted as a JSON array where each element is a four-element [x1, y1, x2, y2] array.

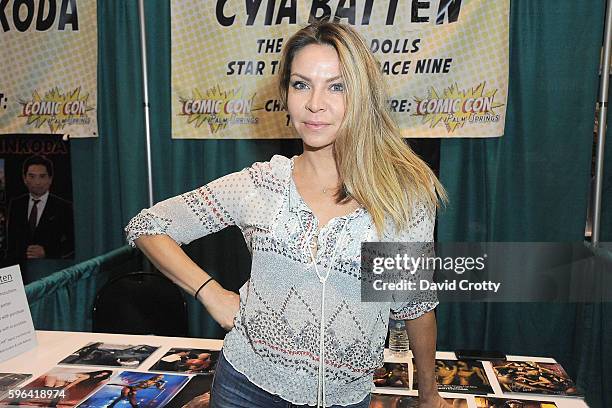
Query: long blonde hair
[[279, 22, 447, 235]]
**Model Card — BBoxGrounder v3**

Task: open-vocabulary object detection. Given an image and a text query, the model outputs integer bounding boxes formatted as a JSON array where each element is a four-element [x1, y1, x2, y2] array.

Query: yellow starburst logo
[[19, 87, 93, 133], [413, 82, 504, 133], [179, 86, 256, 133]]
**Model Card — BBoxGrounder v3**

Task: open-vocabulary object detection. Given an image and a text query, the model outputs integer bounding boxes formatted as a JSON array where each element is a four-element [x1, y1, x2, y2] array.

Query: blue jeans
[[209, 350, 371, 408]]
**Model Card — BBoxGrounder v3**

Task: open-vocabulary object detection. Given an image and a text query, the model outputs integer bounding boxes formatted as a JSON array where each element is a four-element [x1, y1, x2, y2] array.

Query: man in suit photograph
[[6, 155, 74, 260]]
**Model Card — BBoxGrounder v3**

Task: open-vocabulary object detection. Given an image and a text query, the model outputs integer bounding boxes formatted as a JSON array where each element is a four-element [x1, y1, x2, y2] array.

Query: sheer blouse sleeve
[[125, 167, 255, 247], [387, 201, 439, 320]]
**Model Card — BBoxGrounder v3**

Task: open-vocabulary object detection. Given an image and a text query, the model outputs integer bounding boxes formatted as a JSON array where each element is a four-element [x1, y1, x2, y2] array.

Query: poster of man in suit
[[1, 135, 74, 262]]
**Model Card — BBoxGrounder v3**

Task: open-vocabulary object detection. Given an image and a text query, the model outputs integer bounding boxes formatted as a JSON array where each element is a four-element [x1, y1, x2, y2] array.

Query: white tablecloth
[[0, 331, 589, 407]]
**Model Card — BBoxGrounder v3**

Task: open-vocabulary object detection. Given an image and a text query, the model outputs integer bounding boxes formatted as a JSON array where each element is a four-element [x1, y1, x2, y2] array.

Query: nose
[[305, 88, 325, 113]]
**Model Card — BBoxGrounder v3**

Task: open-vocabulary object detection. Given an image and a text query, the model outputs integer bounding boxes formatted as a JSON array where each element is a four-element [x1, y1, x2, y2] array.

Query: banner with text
[[0, 0, 98, 137], [171, 0, 509, 139]]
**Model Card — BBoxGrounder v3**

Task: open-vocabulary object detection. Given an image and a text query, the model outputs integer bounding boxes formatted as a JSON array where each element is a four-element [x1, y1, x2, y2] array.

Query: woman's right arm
[[134, 234, 239, 330], [126, 169, 254, 330]]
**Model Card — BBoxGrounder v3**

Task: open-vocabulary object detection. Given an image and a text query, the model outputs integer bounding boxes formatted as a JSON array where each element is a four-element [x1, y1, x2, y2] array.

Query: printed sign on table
[[0, 265, 37, 364]]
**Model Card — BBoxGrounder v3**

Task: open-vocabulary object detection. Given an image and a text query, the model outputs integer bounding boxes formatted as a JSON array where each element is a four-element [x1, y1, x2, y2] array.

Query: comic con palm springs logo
[[179, 86, 257, 133], [19, 87, 93, 133], [414, 82, 504, 133]]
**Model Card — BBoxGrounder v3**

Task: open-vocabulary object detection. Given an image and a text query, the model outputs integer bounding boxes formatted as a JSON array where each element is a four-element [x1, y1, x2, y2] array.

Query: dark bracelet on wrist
[[194, 277, 214, 300]]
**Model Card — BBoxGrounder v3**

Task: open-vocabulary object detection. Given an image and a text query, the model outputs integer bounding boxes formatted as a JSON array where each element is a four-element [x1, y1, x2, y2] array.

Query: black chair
[[92, 272, 189, 337]]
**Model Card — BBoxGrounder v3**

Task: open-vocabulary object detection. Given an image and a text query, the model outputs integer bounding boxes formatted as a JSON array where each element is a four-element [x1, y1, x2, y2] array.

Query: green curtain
[[70, 0, 147, 261], [437, 2, 608, 407]]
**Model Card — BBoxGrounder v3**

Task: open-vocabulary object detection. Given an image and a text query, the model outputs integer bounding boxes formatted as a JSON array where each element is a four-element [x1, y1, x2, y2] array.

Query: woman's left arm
[[405, 311, 453, 408]]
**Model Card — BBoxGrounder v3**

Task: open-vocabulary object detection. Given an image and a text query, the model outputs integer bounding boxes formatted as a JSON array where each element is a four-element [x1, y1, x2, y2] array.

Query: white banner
[[171, 0, 509, 139], [0, 0, 98, 137]]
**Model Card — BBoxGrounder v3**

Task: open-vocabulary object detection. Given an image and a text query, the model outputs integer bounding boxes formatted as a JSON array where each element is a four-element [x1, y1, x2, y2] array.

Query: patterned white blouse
[[125, 154, 438, 406]]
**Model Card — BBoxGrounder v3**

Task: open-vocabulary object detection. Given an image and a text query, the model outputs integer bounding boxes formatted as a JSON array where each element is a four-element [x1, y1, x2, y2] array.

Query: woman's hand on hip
[[197, 280, 240, 331]]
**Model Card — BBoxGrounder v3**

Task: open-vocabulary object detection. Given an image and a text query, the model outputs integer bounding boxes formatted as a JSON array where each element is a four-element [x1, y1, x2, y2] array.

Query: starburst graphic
[[413, 82, 504, 133], [19, 87, 93, 133], [179, 86, 255, 133]]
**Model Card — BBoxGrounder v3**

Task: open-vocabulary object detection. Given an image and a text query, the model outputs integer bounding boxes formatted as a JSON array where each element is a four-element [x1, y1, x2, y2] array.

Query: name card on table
[[0, 265, 37, 363]]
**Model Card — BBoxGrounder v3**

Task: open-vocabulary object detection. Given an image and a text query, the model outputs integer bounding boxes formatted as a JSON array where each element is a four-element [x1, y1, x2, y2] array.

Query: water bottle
[[389, 319, 410, 358]]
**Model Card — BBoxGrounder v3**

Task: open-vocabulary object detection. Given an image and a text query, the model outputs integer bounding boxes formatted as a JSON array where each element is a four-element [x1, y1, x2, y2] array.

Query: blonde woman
[[126, 22, 449, 408]]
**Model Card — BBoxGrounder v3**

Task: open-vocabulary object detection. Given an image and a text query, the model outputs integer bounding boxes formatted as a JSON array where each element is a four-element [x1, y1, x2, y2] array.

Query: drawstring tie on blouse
[[299, 217, 349, 408]]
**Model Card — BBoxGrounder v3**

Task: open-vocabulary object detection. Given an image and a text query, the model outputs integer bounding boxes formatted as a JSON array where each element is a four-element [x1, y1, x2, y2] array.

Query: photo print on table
[[370, 393, 468, 407], [475, 396, 558, 407], [414, 359, 494, 394], [0, 367, 113, 407], [373, 363, 411, 389], [491, 360, 582, 397], [78, 371, 190, 408], [165, 375, 213, 408], [0, 373, 32, 398], [149, 348, 219, 375], [59, 342, 159, 368]]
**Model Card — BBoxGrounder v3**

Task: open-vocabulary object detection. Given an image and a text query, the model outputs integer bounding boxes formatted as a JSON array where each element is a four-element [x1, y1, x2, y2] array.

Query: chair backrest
[[92, 272, 189, 337]]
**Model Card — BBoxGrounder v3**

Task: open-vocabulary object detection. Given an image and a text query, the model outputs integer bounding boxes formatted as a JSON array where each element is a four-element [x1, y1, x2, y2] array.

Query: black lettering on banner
[[411, 0, 429, 23], [412, 38, 421, 53], [216, 0, 235, 26], [436, 0, 462, 24], [361, 0, 373, 24], [389, 99, 410, 113], [211, 0, 452, 27], [238, 0, 298, 26], [385, 0, 398, 25], [226, 60, 266, 75], [58, 0, 77, 30], [13, 0, 35, 32], [333, 0, 355, 25], [309, 0, 398, 25], [275, 0, 295, 25], [0, 0, 8, 31], [256, 38, 283, 53], [265, 99, 283, 111], [371, 38, 420, 54], [263, 0, 274, 25], [1, 0, 78, 32], [36, 0, 55, 31], [270, 59, 279, 73], [415, 58, 452, 74], [245, 0, 262, 25], [381, 60, 411, 75], [308, 0, 331, 23]]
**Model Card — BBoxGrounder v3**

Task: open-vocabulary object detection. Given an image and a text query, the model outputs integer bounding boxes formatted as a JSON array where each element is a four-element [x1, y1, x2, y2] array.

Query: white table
[[0, 331, 223, 379], [0, 331, 589, 407]]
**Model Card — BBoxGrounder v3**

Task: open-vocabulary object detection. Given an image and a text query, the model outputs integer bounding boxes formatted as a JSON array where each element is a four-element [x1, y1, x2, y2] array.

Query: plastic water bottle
[[389, 319, 410, 358]]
